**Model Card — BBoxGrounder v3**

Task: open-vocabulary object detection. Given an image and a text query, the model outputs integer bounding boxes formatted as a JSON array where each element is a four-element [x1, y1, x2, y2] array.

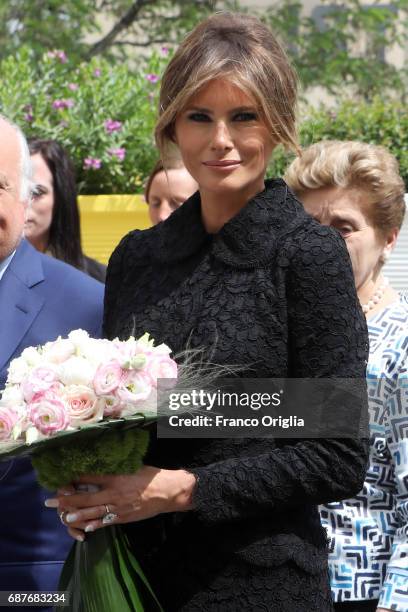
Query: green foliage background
[[0, 48, 168, 194], [270, 100, 408, 187], [0, 0, 407, 192]]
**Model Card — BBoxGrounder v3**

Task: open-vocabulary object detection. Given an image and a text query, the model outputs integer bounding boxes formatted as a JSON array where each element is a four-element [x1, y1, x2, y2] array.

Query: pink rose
[[0, 406, 20, 441], [93, 360, 123, 395], [28, 393, 69, 435], [146, 355, 178, 386], [64, 385, 104, 426], [22, 366, 58, 402], [117, 370, 153, 405]]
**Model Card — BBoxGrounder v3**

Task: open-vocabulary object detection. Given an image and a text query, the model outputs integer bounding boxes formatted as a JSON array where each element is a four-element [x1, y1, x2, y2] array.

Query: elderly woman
[[285, 140, 407, 612], [48, 16, 369, 611]]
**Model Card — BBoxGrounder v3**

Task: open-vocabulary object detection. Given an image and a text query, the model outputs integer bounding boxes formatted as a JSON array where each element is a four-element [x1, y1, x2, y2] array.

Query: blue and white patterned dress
[[320, 294, 408, 611]]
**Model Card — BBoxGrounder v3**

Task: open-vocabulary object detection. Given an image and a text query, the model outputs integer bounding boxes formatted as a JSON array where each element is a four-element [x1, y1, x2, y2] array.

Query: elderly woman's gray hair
[[284, 140, 406, 237]]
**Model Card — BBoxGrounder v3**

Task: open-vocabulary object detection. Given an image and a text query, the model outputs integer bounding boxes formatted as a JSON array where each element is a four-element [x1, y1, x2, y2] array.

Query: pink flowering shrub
[[0, 47, 172, 193]]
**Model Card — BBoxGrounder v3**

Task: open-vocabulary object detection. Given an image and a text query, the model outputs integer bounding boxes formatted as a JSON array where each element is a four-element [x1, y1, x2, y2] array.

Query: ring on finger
[[102, 511, 118, 525], [59, 511, 67, 525]]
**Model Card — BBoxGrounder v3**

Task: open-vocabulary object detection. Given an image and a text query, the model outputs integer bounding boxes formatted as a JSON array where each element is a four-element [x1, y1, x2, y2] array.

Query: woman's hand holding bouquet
[[50, 467, 196, 541]]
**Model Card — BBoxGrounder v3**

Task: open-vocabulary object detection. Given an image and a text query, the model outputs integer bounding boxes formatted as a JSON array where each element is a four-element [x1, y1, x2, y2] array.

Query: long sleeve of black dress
[[189, 223, 369, 524]]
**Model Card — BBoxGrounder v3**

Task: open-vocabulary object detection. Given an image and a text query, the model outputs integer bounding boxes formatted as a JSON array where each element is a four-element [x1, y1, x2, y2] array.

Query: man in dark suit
[[0, 115, 104, 607]]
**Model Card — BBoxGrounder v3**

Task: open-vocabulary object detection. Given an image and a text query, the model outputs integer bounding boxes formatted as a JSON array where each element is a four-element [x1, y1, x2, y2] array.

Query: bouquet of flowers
[[0, 329, 181, 612]]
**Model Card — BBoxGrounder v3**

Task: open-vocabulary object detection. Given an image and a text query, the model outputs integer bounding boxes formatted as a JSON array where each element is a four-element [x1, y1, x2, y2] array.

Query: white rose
[[0, 385, 25, 406], [58, 356, 96, 386], [67, 329, 91, 355], [6, 357, 29, 384], [21, 346, 43, 366], [42, 338, 76, 364], [80, 339, 111, 367]]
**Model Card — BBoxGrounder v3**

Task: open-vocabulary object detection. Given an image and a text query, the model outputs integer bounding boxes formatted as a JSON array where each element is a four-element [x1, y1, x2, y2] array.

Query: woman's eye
[[31, 186, 46, 200], [338, 227, 354, 236], [233, 112, 258, 122], [187, 112, 211, 122]]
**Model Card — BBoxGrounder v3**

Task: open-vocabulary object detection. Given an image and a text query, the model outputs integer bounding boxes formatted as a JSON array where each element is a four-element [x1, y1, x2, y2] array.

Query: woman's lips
[[203, 160, 241, 171]]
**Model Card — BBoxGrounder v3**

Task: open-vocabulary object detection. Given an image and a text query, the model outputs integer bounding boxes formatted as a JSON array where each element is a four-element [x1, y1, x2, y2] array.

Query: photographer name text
[[167, 415, 304, 429]]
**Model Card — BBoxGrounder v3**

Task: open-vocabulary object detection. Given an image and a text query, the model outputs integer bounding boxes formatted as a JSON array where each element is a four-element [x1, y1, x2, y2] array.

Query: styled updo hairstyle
[[155, 12, 300, 159], [284, 140, 406, 237]]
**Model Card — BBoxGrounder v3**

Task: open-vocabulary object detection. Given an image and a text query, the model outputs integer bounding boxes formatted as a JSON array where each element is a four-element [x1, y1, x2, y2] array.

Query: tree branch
[[113, 37, 169, 47], [86, 0, 152, 57]]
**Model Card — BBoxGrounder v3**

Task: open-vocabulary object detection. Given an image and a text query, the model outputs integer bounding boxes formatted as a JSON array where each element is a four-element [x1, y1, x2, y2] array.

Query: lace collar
[[155, 178, 305, 268]]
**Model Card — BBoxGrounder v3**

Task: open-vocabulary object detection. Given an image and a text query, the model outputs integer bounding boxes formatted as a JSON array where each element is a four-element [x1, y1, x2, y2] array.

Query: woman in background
[[144, 158, 198, 225], [285, 140, 407, 612], [26, 139, 106, 282]]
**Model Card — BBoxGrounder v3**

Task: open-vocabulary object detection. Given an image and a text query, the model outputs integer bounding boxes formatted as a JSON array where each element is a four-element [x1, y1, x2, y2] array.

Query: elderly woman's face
[[25, 153, 54, 250], [301, 186, 387, 291]]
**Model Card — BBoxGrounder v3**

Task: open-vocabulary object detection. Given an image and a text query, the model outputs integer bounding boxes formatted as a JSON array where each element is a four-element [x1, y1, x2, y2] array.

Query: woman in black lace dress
[[55, 13, 369, 611]]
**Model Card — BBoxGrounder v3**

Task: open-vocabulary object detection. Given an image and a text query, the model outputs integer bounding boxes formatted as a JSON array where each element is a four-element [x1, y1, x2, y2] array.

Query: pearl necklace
[[361, 278, 388, 314]]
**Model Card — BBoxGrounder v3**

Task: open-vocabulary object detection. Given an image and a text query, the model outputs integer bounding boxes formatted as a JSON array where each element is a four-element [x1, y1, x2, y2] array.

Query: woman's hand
[[45, 466, 196, 539]]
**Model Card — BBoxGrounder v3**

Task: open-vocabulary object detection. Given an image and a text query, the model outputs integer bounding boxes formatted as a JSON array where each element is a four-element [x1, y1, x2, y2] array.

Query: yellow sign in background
[[78, 195, 151, 265]]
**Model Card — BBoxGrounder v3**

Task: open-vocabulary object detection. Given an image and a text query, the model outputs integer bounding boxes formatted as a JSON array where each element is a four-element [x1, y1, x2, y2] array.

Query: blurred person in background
[[0, 115, 104, 611], [26, 138, 106, 282], [144, 158, 198, 225], [285, 140, 407, 612]]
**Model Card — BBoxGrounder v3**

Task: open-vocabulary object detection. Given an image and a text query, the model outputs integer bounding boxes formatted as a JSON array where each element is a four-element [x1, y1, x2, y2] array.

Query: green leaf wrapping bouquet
[[0, 329, 182, 612]]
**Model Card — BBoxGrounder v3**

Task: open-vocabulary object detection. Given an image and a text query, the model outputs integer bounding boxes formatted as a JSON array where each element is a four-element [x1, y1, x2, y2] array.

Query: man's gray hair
[[0, 113, 33, 202]]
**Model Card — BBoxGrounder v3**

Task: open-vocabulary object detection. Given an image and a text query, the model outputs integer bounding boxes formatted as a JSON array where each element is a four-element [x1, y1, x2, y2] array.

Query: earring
[[381, 250, 390, 263]]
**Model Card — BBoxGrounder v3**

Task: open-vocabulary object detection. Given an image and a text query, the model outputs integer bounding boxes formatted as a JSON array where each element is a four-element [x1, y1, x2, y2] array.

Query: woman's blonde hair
[[155, 12, 299, 159], [284, 140, 406, 234]]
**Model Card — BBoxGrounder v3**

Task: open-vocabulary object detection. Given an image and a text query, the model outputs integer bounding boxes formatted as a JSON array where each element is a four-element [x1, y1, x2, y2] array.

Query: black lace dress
[[103, 179, 369, 612]]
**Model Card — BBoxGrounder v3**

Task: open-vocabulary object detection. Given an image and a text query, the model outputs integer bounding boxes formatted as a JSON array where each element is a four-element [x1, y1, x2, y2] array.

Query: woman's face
[[174, 79, 274, 201], [147, 167, 198, 225], [300, 186, 394, 290], [25, 153, 54, 250]]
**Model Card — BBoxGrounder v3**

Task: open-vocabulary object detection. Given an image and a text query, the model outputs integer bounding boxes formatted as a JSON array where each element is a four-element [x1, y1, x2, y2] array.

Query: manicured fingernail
[[66, 513, 78, 523], [44, 499, 59, 508], [85, 524, 94, 533], [75, 534, 85, 542]]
